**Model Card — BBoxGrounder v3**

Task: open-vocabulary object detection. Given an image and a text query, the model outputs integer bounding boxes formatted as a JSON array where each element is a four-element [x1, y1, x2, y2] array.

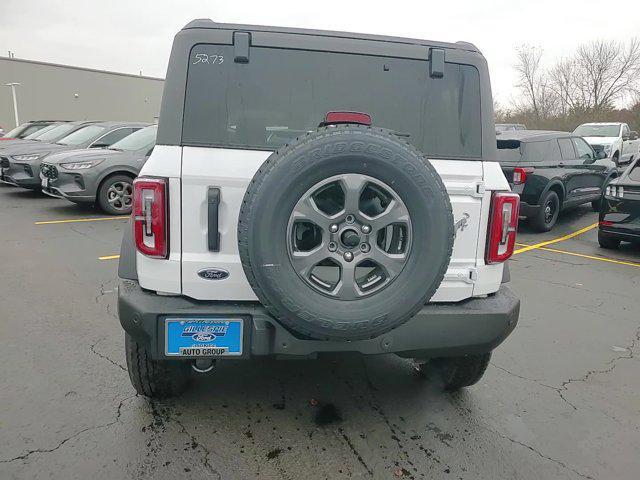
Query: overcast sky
[[1, 0, 638, 107]]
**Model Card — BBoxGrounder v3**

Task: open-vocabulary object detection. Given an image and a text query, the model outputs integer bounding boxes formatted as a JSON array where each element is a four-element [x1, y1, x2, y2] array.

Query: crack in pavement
[[557, 326, 639, 411], [493, 325, 639, 412], [0, 394, 136, 464], [90, 337, 127, 372], [159, 402, 222, 479], [482, 422, 595, 479], [449, 398, 594, 480], [491, 363, 557, 391], [94, 280, 117, 319]]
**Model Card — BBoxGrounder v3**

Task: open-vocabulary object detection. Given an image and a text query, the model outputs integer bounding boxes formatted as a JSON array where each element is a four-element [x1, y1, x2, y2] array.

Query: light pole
[[5, 82, 21, 127]]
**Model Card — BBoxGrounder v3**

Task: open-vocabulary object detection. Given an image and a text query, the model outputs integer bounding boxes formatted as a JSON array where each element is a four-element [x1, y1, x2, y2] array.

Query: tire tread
[[238, 125, 454, 340]]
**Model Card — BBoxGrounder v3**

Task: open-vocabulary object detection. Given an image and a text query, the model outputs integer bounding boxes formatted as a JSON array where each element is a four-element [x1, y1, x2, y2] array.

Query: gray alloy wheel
[[98, 174, 134, 215], [238, 125, 454, 341], [286, 173, 412, 300]]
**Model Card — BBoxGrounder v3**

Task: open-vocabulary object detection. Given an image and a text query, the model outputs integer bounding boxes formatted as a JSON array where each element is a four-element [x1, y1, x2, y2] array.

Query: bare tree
[[513, 46, 559, 120], [507, 38, 640, 130], [576, 38, 640, 110], [513, 46, 544, 119], [548, 38, 640, 113]]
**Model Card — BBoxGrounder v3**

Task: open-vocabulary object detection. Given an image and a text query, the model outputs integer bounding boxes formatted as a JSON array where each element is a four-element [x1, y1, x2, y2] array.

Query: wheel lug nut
[[345, 214, 355, 224], [329, 224, 339, 233], [361, 224, 371, 234], [360, 243, 370, 253], [343, 251, 354, 262], [328, 241, 337, 252]]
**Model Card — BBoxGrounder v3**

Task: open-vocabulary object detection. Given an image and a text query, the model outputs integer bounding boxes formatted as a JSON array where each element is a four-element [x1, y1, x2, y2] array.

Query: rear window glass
[[496, 140, 521, 162], [182, 45, 482, 158]]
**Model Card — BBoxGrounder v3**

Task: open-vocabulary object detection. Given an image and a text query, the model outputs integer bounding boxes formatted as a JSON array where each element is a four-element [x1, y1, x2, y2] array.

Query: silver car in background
[[41, 125, 157, 214], [0, 121, 148, 189]]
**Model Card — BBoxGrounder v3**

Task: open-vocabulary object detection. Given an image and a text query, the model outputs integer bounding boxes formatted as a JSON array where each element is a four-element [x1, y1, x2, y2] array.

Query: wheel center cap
[[341, 228, 360, 248]]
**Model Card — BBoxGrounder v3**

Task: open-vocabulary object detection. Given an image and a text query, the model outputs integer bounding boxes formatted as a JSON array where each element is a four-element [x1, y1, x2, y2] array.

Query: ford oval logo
[[197, 268, 230, 280]]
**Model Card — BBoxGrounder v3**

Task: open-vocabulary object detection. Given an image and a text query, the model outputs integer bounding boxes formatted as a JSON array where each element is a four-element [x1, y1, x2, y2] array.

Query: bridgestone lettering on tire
[[238, 125, 454, 341]]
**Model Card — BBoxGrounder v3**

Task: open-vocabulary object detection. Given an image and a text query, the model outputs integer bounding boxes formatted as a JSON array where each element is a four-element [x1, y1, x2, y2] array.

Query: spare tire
[[238, 125, 453, 340]]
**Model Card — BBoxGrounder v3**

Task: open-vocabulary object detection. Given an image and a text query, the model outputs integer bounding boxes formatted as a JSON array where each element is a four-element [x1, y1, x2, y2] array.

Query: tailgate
[[180, 148, 488, 303]]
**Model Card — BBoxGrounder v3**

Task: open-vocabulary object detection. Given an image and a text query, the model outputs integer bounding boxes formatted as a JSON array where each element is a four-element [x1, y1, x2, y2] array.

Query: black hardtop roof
[[182, 19, 480, 53], [497, 130, 574, 143]]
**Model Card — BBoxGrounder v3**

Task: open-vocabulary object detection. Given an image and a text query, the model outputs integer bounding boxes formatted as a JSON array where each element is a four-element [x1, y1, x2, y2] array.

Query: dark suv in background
[[497, 130, 617, 231]]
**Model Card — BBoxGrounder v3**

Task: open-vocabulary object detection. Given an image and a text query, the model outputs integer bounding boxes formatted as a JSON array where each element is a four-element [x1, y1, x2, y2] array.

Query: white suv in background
[[117, 20, 521, 398], [574, 122, 640, 165]]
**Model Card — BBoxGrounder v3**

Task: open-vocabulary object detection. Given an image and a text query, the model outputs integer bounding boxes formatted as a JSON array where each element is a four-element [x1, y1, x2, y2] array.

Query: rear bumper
[[518, 201, 540, 217], [118, 279, 520, 360], [599, 226, 640, 242]]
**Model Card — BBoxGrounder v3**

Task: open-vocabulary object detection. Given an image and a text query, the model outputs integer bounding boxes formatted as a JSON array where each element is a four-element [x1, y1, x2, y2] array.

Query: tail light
[[486, 192, 520, 264], [133, 177, 168, 258], [513, 167, 532, 185], [320, 111, 372, 126], [599, 220, 614, 227]]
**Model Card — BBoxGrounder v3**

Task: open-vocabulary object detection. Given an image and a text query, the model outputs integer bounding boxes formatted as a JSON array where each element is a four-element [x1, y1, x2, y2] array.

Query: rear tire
[[97, 174, 134, 215], [598, 232, 620, 249], [530, 190, 560, 232], [415, 353, 492, 391], [125, 333, 191, 398]]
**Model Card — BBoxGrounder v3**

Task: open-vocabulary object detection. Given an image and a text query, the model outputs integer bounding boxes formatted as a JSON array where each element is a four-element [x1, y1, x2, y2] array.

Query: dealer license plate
[[165, 318, 243, 357]]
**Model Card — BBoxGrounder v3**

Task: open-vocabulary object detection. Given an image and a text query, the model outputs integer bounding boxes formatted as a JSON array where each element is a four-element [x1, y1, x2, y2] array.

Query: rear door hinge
[[445, 181, 485, 198], [444, 267, 477, 284]]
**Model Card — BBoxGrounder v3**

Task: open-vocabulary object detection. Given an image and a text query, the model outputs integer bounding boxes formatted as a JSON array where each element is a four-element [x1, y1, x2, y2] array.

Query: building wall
[[0, 57, 164, 130]]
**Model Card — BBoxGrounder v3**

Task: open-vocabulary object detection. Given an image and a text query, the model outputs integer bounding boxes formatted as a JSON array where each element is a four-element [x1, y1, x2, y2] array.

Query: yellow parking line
[[35, 216, 129, 225], [513, 223, 598, 254], [515, 242, 640, 268], [99, 255, 120, 261]]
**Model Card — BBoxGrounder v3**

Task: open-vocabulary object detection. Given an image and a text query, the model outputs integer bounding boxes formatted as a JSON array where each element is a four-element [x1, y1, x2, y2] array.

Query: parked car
[[41, 124, 157, 214], [496, 123, 526, 133], [0, 121, 71, 148], [497, 130, 617, 231], [117, 20, 521, 398], [0, 120, 62, 140], [0, 121, 96, 152], [573, 122, 640, 165], [0, 121, 148, 189], [598, 158, 640, 248]]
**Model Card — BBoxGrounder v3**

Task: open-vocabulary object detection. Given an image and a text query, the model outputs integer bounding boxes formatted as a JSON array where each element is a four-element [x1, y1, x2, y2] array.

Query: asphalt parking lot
[[1, 183, 639, 480]]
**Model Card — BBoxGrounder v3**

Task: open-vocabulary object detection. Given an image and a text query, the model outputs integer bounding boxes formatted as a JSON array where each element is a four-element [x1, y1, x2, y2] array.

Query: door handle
[[207, 187, 221, 252]]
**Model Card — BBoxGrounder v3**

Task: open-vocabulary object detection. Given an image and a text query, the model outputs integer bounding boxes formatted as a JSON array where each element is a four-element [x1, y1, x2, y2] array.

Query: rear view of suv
[[118, 20, 521, 398], [497, 131, 617, 231]]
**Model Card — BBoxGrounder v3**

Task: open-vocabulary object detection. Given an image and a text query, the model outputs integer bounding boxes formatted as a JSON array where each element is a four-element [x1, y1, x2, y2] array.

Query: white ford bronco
[[117, 20, 521, 398]]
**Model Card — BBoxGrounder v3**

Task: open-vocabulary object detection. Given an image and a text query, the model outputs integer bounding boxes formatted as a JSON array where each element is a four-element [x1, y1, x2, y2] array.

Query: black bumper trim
[[599, 227, 640, 243], [518, 202, 540, 217], [118, 280, 520, 360]]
